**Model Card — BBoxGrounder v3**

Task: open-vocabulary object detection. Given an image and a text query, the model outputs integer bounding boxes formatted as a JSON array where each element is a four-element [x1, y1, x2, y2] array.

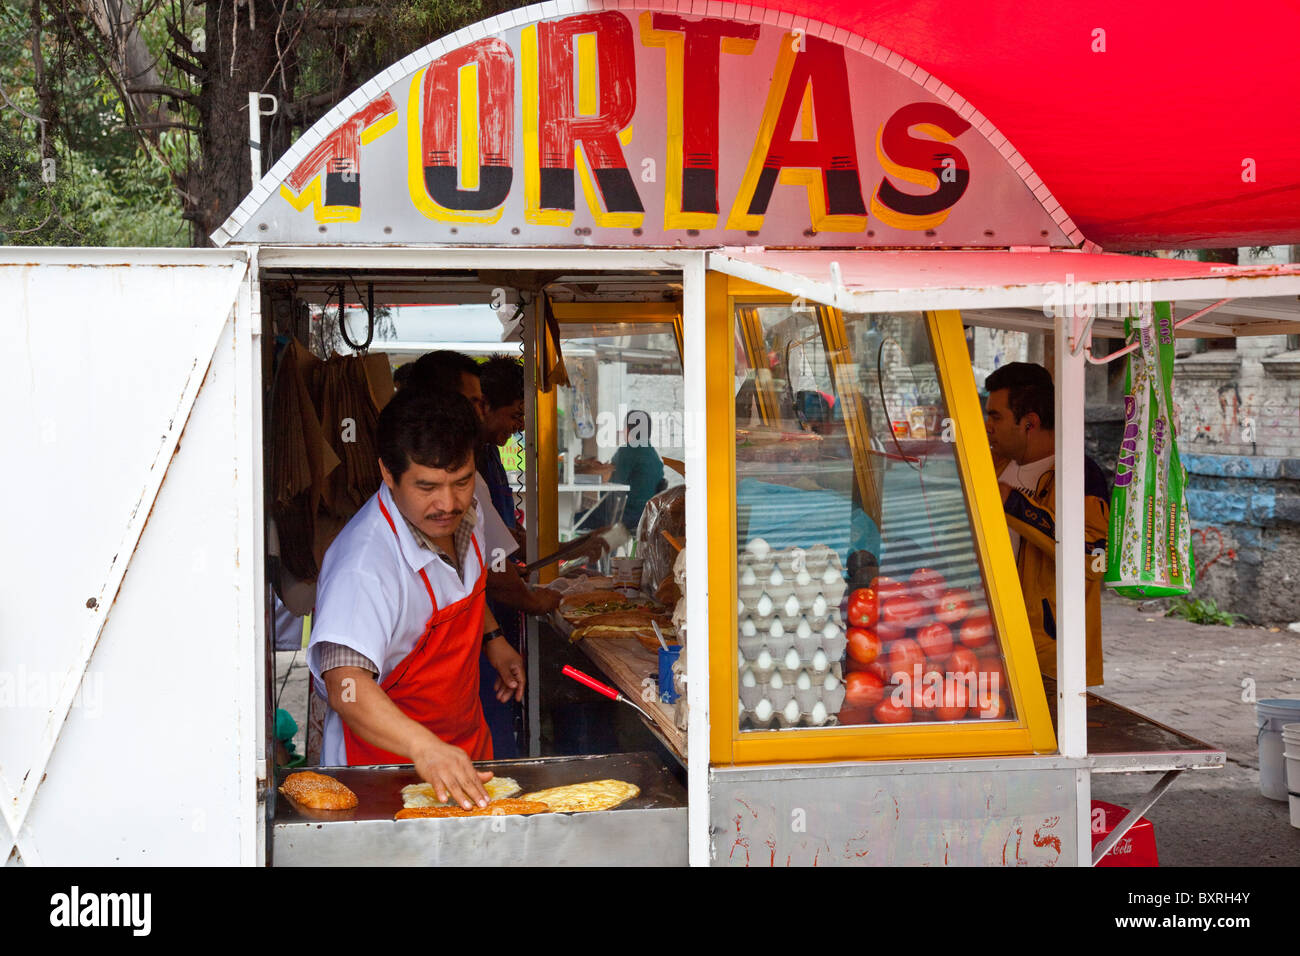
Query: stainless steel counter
[[273, 751, 686, 866]]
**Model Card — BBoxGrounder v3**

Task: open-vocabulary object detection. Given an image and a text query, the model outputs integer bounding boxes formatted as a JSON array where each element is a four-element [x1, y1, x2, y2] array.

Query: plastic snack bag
[[1105, 301, 1196, 597]]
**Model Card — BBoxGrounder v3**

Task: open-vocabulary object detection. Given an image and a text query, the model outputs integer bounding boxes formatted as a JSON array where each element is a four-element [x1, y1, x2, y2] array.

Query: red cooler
[[1091, 800, 1159, 866]]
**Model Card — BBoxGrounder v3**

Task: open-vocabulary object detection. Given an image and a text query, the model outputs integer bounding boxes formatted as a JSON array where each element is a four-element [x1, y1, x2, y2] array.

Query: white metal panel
[[0, 250, 256, 865]]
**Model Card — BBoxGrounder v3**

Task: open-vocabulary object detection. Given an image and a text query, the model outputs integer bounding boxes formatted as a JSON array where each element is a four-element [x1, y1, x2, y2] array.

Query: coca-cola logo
[[1110, 838, 1133, 855]]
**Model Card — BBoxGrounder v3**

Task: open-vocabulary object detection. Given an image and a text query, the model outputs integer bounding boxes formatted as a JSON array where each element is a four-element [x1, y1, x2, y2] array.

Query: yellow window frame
[[708, 277, 1056, 765]]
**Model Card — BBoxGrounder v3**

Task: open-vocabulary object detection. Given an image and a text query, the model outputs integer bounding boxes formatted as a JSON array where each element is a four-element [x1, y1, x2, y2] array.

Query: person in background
[[406, 349, 561, 757], [984, 362, 1109, 686], [584, 410, 666, 533]]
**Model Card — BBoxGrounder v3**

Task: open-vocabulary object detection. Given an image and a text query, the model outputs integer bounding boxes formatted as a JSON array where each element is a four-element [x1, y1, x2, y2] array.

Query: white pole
[[682, 253, 710, 867], [248, 92, 261, 189], [1055, 307, 1091, 864]]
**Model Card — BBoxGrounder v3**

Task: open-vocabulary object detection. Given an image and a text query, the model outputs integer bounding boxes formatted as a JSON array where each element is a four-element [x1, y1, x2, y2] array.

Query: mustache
[[424, 510, 463, 522]]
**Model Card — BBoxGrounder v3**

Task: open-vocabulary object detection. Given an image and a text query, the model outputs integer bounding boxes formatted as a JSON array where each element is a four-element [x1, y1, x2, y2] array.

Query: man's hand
[[527, 586, 562, 615], [485, 636, 526, 703], [411, 737, 493, 810], [575, 527, 612, 562]]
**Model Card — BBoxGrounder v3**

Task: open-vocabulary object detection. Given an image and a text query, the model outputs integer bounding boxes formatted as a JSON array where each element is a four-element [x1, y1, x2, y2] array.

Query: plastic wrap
[[636, 483, 685, 593]]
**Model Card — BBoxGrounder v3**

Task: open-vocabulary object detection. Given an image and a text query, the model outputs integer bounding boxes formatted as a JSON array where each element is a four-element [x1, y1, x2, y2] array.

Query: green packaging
[[1105, 301, 1196, 597]]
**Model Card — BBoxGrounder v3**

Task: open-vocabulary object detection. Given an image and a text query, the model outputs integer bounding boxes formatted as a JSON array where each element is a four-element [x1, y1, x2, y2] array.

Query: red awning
[[746, 0, 1300, 251]]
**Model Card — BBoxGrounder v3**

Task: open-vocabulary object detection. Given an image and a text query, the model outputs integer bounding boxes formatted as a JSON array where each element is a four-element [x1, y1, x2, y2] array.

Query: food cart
[[5, 0, 1299, 866]]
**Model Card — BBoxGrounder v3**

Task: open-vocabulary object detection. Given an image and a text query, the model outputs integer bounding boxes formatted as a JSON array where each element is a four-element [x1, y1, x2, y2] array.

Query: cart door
[[0, 248, 264, 865]]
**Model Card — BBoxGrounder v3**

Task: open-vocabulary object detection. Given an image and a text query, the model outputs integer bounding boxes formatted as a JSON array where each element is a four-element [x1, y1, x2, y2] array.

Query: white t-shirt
[[998, 455, 1054, 558], [476, 472, 519, 565], [308, 481, 487, 766]]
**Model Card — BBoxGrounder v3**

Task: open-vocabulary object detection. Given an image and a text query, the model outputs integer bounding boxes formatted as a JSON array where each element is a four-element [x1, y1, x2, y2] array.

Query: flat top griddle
[[274, 750, 686, 824]]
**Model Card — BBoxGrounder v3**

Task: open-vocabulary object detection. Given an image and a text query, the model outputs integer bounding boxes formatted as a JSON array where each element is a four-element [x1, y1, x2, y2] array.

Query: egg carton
[[739, 662, 848, 726], [738, 612, 847, 666], [738, 696, 844, 730]]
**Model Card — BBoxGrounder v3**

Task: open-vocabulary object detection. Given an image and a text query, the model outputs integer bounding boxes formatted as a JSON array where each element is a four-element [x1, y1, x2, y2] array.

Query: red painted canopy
[[747, 0, 1300, 250]]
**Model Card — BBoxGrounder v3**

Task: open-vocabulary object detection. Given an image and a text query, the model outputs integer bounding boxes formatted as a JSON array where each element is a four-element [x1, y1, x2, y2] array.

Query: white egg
[[784, 648, 801, 671], [746, 537, 770, 559], [754, 698, 773, 721], [822, 566, 841, 586], [737, 650, 745, 669], [741, 619, 757, 637], [796, 671, 812, 690], [784, 594, 800, 618], [796, 570, 813, 588], [783, 698, 801, 723], [740, 566, 757, 587], [769, 619, 784, 639], [768, 567, 785, 588], [812, 649, 828, 671], [812, 594, 828, 617], [739, 699, 745, 718], [823, 673, 839, 691], [811, 702, 828, 725], [737, 597, 746, 616], [796, 618, 812, 639], [822, 621, 840, 640], [742, 669, 756, 688], [756, 650, 773, 670], [756, 594, 774, 617], [769, 671, 784, 690]]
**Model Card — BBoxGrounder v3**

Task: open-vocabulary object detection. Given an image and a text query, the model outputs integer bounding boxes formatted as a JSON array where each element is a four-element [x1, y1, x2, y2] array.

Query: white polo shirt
[[308, 481, 487, 766], [476, 472, 519, 565]]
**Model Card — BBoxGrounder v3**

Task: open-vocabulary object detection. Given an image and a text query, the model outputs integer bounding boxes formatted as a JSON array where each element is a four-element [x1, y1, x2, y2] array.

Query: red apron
[[343, 496, 493, 764]]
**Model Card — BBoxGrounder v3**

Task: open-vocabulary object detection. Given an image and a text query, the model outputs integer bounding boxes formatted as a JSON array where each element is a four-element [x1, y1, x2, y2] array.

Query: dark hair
[[626, 409, 651, 446], [405, 349, 480, 397], [377, 388, 479, 482], [479, 354, 524, 409], [985, 362, 1055, 430], [392, 363, 415, 390]]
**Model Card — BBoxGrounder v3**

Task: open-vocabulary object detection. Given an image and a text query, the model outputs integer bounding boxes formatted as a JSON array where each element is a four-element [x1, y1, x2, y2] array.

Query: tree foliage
[[2, 0, 531, 246]]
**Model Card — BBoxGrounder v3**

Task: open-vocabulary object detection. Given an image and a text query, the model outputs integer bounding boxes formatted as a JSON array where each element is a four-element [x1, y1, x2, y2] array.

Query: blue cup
[[657, 646, 681, 704]]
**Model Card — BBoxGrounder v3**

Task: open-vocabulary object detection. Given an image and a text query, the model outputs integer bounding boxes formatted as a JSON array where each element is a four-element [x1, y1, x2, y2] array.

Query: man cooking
[[307, 388, 523, 809]]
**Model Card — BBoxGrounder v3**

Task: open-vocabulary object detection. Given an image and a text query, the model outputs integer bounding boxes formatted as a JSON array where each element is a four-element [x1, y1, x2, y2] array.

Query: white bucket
[[1257, 699, 1300, 801], [1286, 723, 1300, 828]]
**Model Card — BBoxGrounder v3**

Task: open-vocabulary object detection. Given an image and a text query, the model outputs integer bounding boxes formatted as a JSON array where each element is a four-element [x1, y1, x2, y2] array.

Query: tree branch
[[126, 83, 199, 105], [126, 121, 200, 133], [166, 46, 207, 81]]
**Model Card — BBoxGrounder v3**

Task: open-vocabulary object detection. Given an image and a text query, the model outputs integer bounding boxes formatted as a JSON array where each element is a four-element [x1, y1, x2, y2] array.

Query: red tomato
[[876, 618, 907, 642], [873, 696, 913, 724], [934, 588, 971, 625], [838, 704, 874, 725], [959, 611, 994, 648], [933, 676, 970, 721], [881, 595, 925, 628], [909, 567, 947, 602], [845, 671, 886, 709], [948, 646, 979, 675], [886, 637, 926, 684], [846, 588, 879, 629], [976, 692, 1008, 719], [915, 621, 954, 660], [847, 627, 883, 665], [870, 575, 906, 602], [866, 659, 894, 684]]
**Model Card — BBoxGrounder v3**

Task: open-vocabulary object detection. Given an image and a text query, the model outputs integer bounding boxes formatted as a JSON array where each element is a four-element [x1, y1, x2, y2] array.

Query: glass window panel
[[735, 305, 1015, 732]]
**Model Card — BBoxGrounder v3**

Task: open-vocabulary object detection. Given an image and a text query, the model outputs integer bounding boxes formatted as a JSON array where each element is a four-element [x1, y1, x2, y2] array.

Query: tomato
[[838, 704, 874, 725], [847, 627, 883, 665], [933, 676, 969, 721], [876, 618, 907, 642], [948, 646, 979, 675], [885, 637, 926, 684], [870, 575, 906, 602], [959, 611, 994, 648], [846, 588, 880, 629], [845, 671, 886, 709], [976, 692, 1008, 719], [866, 659, 894, 684], [934, 588, 971, 625], [881, 595, 925, 628], [873, 695, 913, 724], [909, 567, 947, 603], [915, 621, 954, 660]]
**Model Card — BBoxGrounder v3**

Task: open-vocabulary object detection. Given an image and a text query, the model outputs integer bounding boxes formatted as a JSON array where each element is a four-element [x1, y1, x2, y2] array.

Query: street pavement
[[1089, 593, 1300, 867], [273, 593, 1300, 867]]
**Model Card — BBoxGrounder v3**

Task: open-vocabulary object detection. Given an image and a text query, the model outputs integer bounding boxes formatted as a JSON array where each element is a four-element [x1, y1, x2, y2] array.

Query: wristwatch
[[483, 627, 505, 643]]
